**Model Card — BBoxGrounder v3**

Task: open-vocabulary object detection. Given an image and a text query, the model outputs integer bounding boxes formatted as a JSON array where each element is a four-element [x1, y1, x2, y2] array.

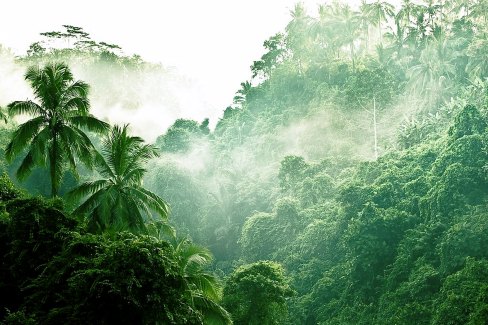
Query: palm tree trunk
[[366, 26, 370, 52], [378, 23, 382, 45], [350, 42, 355, 72], [50, 135, 58, 197], [373, 96, 378, 159]]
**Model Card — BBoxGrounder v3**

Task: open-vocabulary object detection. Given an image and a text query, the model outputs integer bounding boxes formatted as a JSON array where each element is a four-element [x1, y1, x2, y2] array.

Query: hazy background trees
[[2, 0, 488, 323]]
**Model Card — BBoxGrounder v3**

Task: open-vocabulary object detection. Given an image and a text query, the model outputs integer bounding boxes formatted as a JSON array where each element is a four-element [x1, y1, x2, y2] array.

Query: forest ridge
[[1, 0, 488, 324]]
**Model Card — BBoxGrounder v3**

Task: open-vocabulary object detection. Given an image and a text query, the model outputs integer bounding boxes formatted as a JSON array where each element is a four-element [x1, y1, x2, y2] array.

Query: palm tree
[[466, 31, 488, 79], [233, 81, 253, 107], [397, 0, 417, 26], [172, 238, 232, 325], [286, 2, 313, 73], [424, 0, 444, 28], [385, 13, 408, 57], [363, 0, 395, 45], [407, 37, 457, 108], [5, 63, 109, 197], [336, 4, 361, 71], [359, 0, 375, 52], [316, 2, 360, 69], [309, 4, 340, 60], [68, 124, 169, 233]]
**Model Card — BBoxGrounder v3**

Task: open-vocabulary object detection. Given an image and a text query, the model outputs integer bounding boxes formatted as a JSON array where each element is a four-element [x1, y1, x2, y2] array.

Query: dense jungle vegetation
[[1, 0, 488, 323]]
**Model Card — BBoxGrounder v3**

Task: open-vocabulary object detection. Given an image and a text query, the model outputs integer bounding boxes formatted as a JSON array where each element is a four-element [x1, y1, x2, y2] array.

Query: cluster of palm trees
[[4, 63, 166, 233], [282, 0, 488, 105], [3, 62, 232, 324], [287, 0, 487, 61]]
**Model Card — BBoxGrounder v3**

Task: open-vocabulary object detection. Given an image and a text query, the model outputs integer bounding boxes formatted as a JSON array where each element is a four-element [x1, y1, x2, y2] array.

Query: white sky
[[0, 1, 333, 118]]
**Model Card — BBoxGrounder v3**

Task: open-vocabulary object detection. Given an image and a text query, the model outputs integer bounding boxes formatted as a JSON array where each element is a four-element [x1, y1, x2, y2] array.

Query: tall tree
[[466, 31, 488, 79], [363, 0, 395, 45], [286, 2, 313, 73], [407, 35, 457, 107], [5, 63, 109, 197], [233, 81, 253, 107], [336, 3, 361, 71], [308, 4, 340, 61], [397, 0, 417, 27], [68, 124, 169, 233], [359, 0, 375, 52]]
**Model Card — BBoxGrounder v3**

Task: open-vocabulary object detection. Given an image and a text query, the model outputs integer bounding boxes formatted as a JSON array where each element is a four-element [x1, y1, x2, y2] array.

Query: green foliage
[[239, 212, 276, 261], [223, 261, 294, 325], [438, 211, 488, 274], [0, 181, 228, 324], [5, 63, 109, 197], [171, 238, 232, 325], [4, 2, 488, 322], [239, 198, 301, 263], [145, 160, 205, 236], [251, 33, 287, 79], [433, 258, 488, 325], [0, 195, 78, 321], [344, 67, 399, 109], [25, 232, 202, 324], [278, 155, 309, 194], [2, 310, 37, 325], [68, 124, 169, 233], [448, 104, 487, 140], [157, 119, 209, 153], [0, 173, 23, 201]]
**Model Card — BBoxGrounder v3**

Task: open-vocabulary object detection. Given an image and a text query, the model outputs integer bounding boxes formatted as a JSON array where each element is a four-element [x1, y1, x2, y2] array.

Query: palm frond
[[67, 179, 109, 203], [7, 100, 45, 117], [30, 128, 50, 166], [58, 130, 79, 177], [188, 273, 222, 302], [62, 80, 90, 106], [122, 167, 146, 185], [157, 222, 176, 241], [69, 115, 110, 133], [130, 186, 170, 219], [59, 125, 95, 170], [73, 185, 110, 216], [192, 295, 233, 325], [0, 107, 8, 123], [5, 116, 45, 161], [120, 194, 146, 232], [94, 150, 116, 179], [62, 97, 90, 114], [24, 65, 43, 96], [123, 143, 158, 176], [16, 151, 36, 181]]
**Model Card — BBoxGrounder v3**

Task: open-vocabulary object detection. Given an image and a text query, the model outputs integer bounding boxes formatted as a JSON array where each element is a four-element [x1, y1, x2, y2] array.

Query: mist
[[0, 47, 31, 107], [1, 0, 488, 323]]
